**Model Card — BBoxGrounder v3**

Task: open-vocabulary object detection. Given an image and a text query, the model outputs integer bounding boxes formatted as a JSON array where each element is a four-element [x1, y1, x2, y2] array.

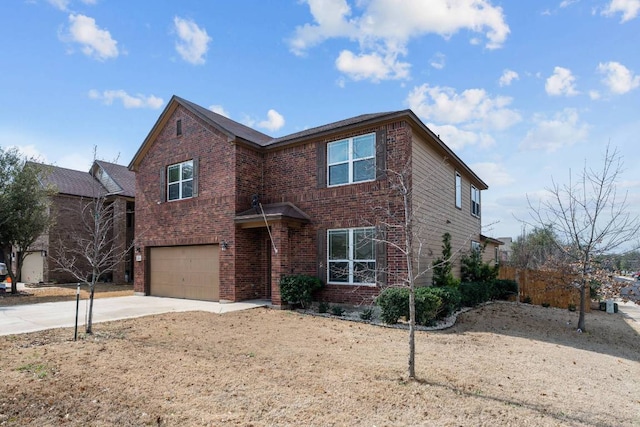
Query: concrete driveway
[[0, 296, 269, 336]]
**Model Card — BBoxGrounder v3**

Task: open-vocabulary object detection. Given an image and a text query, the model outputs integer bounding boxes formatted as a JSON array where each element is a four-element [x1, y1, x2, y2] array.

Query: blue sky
[[2, 0, 640, 243]]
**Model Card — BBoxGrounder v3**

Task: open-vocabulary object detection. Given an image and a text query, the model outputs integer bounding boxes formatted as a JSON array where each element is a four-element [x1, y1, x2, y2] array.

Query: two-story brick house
[[129, 95, 488, 306], [21, 161, 135, 284]]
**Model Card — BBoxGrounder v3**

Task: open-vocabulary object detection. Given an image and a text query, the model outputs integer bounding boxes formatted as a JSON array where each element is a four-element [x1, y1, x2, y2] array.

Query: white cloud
[[597, 61, 640, 94], [335, 50, 410, 81], [520, 108, 589, 152], [498, 69, 519, 86], [88, 89, 164, 109], [65, 14, 118, 60], [209, 105, 230, 117], [470, 162, 514, 187], [173, 17, 211, 65], [602, 0, 640, 22], [559, 0, 579, 7], [589, 90, 601, 100], [48, 0, 70, 10], [429, 52, 446, 70], [545, 66, 579, 96], [81, 0, 98, 4], [258, 109, 285, 131], [427, 123, 495, 150], [290, 0, 509, 82], [407, 84, 521, 130]]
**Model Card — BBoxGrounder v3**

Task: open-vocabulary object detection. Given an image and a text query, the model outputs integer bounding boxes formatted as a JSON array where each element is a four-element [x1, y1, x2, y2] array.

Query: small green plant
[[541, 302, 550, 308], [318, 301, 330, 313], [279, 274, 323, 309], [522, 295, 532, 304], [17, 363, 50, 379], [330, 305, 345, 316], [568, 303, 576, 312], [359, 307, 374, 321]]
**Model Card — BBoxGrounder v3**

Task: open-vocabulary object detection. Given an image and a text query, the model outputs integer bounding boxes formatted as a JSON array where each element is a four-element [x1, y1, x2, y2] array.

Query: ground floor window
[[328, 227, 376, 285]]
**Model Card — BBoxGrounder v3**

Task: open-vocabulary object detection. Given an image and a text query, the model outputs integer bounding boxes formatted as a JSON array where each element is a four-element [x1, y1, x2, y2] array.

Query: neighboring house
[[20, 161, 135, 284], [498, 237, 513, 263], [480, 235, 504, 266], [129, 95, 488, 306]]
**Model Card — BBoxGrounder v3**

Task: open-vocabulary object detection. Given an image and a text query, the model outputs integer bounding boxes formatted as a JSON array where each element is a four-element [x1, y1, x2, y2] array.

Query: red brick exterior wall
[[133, 106, 238, 299], [45, 194, 129, 284], [133, 104, 480, 306]]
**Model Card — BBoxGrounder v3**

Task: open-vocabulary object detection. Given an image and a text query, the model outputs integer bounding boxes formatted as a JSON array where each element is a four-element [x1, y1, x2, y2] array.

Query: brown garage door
[[150, 245, 220, 301]]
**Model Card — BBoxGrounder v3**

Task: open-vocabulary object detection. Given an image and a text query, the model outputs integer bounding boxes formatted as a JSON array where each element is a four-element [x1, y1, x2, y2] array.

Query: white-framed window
[[455, 172, 462, 209], [327, 133, 376, 186], [471, 185, 480, 217], [167, 160, 193, 201], [471, 240, 482, 252], [328, 227, 376, 285]]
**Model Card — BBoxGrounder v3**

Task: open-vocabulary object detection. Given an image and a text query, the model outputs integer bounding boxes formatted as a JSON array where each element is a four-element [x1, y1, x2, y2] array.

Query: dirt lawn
[[0, 283, 134, 306], [0, 300, 638, 426]]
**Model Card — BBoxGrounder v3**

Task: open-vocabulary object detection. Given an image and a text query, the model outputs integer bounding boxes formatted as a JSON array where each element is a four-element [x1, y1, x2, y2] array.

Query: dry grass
[[0, 283, 133, 306], [0, 301, 638, 426]]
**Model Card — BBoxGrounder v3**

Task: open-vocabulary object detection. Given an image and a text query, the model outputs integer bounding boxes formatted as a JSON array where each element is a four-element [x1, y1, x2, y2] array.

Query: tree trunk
[[86, 281, 96, 334], [577, 279, 587, 332], [408, 283, 416, 379]]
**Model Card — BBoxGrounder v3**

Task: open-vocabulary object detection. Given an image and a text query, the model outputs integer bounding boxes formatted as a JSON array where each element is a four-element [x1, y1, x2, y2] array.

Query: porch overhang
[[234, 202, 311, 229]]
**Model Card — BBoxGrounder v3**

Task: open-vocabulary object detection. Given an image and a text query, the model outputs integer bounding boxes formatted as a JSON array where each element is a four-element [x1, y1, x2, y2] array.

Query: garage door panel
[[150, 245, 219, 301]]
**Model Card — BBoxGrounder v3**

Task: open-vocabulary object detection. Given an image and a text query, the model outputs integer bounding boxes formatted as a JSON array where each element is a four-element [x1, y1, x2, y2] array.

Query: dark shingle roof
[[95, 160, 136, 197], [269, 111, 401, 146], [42, 165, 106, 198], [35, 160, 135, 198], [176, 96, 273, 146]]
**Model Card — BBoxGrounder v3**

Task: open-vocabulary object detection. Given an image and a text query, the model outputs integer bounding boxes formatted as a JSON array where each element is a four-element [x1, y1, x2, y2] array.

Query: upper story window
[[328, 227, 376, 285], [471, 185, 481, 217], [327, 133, 376, 186], [167, 160, 193, 201], [455, 172, 462, 209], [471, 240, 482, 252], [176, 119, 182, 136]]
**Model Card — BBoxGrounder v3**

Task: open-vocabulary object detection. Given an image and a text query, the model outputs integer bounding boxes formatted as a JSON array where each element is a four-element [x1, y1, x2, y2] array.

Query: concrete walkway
[[617, 300, 640, 327], [0, 296, 269, 336]]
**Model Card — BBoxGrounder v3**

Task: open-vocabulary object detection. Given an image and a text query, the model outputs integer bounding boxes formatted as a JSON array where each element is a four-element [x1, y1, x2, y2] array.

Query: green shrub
[[460, 249, 498, 283], [376, 287, 409, 324], [541, 302, 550, 308], [424, 286, 462, 319], [491, 279, 518, 300], [376, 287, 444, 326], [330, 305, 345, 316], [414, 287, 442, 326], [359, 307, 374, 321], [279, 274, 323, 309], [317, 301, 330, 313], [459, 282, 494, 307], [523, 295, 532, 304]]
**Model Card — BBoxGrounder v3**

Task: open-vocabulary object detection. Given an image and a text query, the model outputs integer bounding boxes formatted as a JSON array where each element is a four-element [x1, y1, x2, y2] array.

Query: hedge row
[[376, 279, 517, 325]]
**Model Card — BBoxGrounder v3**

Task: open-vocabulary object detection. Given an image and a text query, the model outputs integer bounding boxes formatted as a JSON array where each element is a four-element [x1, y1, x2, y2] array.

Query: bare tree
[[528, 144, 640, 331], [371, 159, 476, 380], [51, 191, 129, 333]]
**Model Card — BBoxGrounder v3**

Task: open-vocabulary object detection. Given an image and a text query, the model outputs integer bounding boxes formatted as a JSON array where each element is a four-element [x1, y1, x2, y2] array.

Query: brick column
[[269, 222, 290, 307]]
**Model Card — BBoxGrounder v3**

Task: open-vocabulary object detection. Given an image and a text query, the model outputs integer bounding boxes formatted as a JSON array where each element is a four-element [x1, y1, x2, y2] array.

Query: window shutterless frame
[[471, 185, 480, 217], [455, 172, 462, 209]]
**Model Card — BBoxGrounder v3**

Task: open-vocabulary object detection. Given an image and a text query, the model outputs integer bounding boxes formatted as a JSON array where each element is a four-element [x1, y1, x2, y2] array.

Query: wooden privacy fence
[[498, 266, 589, 312]]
